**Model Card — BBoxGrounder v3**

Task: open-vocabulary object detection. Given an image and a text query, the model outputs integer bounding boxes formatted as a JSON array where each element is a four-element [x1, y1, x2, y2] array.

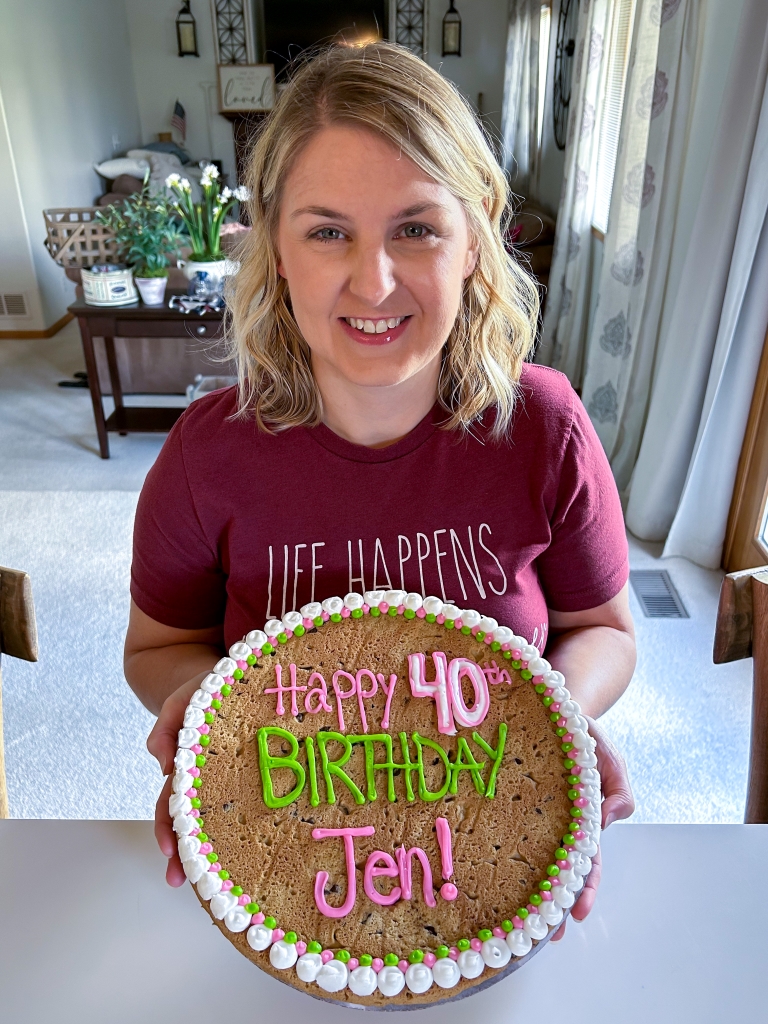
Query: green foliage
[[165, 166, 250, 261], [96, 179, 183, 277]]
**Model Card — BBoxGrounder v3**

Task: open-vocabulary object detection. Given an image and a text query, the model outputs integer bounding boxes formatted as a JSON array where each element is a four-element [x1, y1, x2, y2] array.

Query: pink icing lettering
[[435, 817, 453, 879], [482, 660, 512, 686], [331, 671, 357, 731], [355, 669, 378, 733], [447, 657, 490, 729], [395, 845, 436, 908], [311, 825, 375, 918], [265, 664, 307, 716], [407, 652, 454, 734], [363, 851, 401, 906], [378, 673, 398, 730], [304, 672, 332, 714]]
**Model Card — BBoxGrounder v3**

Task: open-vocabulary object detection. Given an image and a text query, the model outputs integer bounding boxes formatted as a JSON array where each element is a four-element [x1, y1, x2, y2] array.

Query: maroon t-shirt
[[131, 364, 628, 652]]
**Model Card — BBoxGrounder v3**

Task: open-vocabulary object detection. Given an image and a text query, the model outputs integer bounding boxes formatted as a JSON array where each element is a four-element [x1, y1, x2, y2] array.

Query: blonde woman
[[125, 43, 635, 939]]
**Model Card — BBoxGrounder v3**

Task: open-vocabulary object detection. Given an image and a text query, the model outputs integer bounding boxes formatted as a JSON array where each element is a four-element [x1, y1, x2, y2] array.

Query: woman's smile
[[339, 314, 412, 345]]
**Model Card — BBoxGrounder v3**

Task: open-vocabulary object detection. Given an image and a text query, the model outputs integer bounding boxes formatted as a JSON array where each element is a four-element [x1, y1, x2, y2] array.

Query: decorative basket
[[42, 207, 119, 269]]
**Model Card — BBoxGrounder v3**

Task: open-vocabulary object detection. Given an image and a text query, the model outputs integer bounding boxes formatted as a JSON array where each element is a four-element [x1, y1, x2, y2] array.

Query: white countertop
[[0, 821, 764, 1023]]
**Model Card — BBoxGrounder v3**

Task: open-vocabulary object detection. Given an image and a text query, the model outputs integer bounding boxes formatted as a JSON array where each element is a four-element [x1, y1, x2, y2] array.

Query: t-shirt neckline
[[307, 403, 444, 463]]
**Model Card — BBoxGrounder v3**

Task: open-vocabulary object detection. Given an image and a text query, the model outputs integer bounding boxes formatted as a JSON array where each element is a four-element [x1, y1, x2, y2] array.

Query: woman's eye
[[401, 224, 430, 238], [312, 227, 344, 241]]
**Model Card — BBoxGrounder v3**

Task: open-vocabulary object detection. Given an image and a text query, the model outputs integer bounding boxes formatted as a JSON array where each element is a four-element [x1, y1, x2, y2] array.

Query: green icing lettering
[[398, 732, 419, 801], [305, 735, 320, 807], [256, 726, 306, 808], [316, 731, 366, 805], [347, 734, 398, 802], [449, 736, 486, 796], [413, 732, 451, 802], [472, 723, 508, 798]]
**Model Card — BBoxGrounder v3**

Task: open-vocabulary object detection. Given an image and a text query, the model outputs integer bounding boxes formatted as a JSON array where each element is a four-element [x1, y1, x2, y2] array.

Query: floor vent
[[1, 293, 29, 317], [630, 570, 688, 618]]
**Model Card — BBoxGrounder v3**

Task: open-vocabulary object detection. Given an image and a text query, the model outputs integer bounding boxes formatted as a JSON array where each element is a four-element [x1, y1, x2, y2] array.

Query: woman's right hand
[[147, 673, 209, 887]]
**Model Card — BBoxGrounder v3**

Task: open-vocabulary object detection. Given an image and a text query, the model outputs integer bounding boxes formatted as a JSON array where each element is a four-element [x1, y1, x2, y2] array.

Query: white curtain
[[501, 0, 541, 196], [579, 0, 698, 491], [537, 0, 611, 385], [626, 0, 768, 566]]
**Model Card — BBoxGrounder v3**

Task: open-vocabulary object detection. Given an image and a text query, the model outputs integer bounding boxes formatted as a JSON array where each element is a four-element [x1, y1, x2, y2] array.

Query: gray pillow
[[141, 141, 191, 165]]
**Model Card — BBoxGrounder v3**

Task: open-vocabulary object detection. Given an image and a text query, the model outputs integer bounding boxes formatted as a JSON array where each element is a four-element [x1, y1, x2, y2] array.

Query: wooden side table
[[68, 292, 224, 458]]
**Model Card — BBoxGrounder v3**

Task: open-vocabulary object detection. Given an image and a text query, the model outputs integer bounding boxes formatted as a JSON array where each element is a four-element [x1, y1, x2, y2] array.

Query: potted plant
[[165, 165, 250, 297], [96, 181, 183, 305]]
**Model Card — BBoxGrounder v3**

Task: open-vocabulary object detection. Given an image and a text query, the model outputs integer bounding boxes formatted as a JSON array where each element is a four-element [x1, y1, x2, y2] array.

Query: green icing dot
[[335, 949, 351, 962], [307, 941, 322, 954], [204, 713, 215, 725], [530, 893, 542, 906], [503, 650, 513, 659], [547, 864, 560, 877], [359, 954, 373, 967], [475, 631, 485, 642], [192, 778, 202, 788], [542, 696, 554, 706], [567, 775, 581, 785], [218, 870, 229, 880], [351, 608, 363, 619], [264, 916, 277, 929], [246, 654, 257, 666], [404, 608, 416, 619], [426, 613, 436, 623], [444, 619, 455, 629], [313, 615, 324, 628], [457, 939, 470, 951], [388, 606, 398, 616], [330, 613, 342, 623], [221, 684, 232, 696], [262, 643, 275, 655], [197, 832, 208, 842], [570, 808, 583, 818], [190, 797, 201, 809], [277, 632, 288, 644], [409, 949, 425, 963], [563, 834, 576, 846], [199, 735, 211, 747], [511, 660, 522, 670], [233, 668, 244, 680], [550, 712, 560, 722], [210, 700, 221, 710], [555, 848, 568, 860], [384, 953, 399, 966], [563, 758, 576, 769], [561, 742, 574, 753], [568, 822, 580, 832], [534, 683, 546, 694], [231, 886, 243, 897], [557, 728, 568, 737], [245, 902, 259, 914], [435, 945, 450, 959], [567, 788, 579, 799], [293, 625, 305, 637], [477, 929, 492, 941], [539, 880, 552, 891], [521, 669, 533, 680], [491, 641, 501, 652], [517, 908, 529, 919], [195, 755, 207, 767], [501, 920, 513, 933], [284, 932, 298, 945], [196, 817, 204, 827], [461, 625, 472, 635], [370, 607, 381, 617]]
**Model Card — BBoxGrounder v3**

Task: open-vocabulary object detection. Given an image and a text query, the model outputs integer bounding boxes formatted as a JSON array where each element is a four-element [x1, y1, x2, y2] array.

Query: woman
[[125, 42, 635, 938]]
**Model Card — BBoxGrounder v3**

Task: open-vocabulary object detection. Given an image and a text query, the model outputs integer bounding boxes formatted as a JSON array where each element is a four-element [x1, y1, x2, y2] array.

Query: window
[[592, 0, 637, 235], [537, 3, 552, 150]]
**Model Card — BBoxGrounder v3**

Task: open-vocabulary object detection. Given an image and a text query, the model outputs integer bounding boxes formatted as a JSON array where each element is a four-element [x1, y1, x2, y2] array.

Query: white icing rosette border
[[171, 592, 602, 1000]]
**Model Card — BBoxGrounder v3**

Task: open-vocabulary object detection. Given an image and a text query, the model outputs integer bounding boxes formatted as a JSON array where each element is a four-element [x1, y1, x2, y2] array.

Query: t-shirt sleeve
[[130, 414, 226, 630], [536, 387, 629, 612]]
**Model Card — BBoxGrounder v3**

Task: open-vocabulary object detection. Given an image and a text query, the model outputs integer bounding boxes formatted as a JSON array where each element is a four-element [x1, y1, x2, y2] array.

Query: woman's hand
[[550, 717, 634, 941], [147, 674, 209, 887]]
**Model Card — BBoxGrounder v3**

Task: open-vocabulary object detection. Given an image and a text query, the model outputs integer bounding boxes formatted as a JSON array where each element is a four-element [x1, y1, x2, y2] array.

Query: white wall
[[0, 0, 142, 330], [124, 0, 237, 184]]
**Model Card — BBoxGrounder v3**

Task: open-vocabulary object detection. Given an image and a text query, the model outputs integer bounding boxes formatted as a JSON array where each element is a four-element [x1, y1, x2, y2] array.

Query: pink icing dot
[[200, 842, 212, 853], [341, 607, 350, 618], [436, 614, 445, 624], [191, 828, 201, 836], [557, 717, 568, 727], [493, 927, 505, 938], [252, 912, 265, 925], [378, 602, 388, 613], [236, 660, 247, 670], [254, 649, 263, 658], [512, 916, 524, 929], [321, 950, 334, 964], [198, 724, 210, 735], [296, 941, 307, 956], [521, 661, 529, 670], [550, 877, 561, 887], [322, 611, 330, 621], [575, 797, 588, 808], [455, 619, 463, 629], [191, 744, 203, 754], [541, 891, 553, 901], [564, 733, 574, 743], [397, 605, 405, 614], [512, 648, 522, 659], [424, 952, 437, 967], [398, 960, 408, 973], [471, 625, 480, 635], [550, 704, 560, 714], [224, 676, 234, 684], [533, 675, 544, 684], [448, 947, 459, 960], [185, 788, 197, 798], [238, 895, 250, 906], [267, 637, 276, 646], [557, 859, 569, 868], [362, 604, 370, 613], [303, 617, 314, 628], [575, 830, 586, 840], [470, 939, 482, 952], [416, 607, 426, 618], [209, 862, 221, 872], [348, 958, 359, 972], [221, 879, 233, 891], [483, 634, 493, 644], [189, 767, 200, 777], [526, 904, 537, 914], [544, 688, 554, 696], [574, 782, 585, 790], [372, 958, 384, 973], [284, 630, 293, 640], [440, 882, 458, 901], [501, 642, 511, 651], [211, 692, 222, 701], [272, 929, 285, 942], [571, 764, 583, 775]]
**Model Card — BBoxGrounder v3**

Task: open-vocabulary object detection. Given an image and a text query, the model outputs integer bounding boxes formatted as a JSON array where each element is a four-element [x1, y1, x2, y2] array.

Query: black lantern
[[442, 1, 462, 57], [176, 1, 199, 57]]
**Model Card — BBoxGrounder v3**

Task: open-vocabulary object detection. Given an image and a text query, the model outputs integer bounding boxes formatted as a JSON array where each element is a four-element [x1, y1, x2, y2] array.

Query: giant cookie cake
[[171, 590, 601, 1005]]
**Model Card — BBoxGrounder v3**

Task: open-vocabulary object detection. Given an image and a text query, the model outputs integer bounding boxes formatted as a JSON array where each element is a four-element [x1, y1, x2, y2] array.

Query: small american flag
[[171, 100, 186, 141]]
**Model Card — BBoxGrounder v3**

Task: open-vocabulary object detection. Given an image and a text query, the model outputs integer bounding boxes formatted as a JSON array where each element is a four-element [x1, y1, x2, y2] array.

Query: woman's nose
[[347, 243, 397, 308]]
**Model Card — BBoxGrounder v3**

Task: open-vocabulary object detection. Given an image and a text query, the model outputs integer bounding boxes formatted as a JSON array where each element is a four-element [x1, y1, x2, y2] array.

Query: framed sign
[[217, 64, 276, 113]]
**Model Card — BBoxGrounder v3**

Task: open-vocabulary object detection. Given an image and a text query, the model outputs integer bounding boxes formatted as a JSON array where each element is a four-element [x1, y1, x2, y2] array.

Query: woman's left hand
[[550, 717, 634, 941]]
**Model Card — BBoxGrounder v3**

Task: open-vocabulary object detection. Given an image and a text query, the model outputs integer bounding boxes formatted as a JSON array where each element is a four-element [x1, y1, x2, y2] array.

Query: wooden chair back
[[714, 567, 768, 822], [0, 567, 39, 818]]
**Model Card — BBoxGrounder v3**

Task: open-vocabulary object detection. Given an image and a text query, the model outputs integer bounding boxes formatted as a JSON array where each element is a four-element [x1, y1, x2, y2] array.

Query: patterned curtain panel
[[501, 0, 541, 195], [536, 0, 612, 386], [580, 0, 697, 490]]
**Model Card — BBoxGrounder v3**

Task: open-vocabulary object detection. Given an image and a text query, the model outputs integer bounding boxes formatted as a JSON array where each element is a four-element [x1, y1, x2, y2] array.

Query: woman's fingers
[[570, 845, 602, 922], [147, 678, 201, 774], [585, 716, 635, 828], [154, 773, 187, 887]]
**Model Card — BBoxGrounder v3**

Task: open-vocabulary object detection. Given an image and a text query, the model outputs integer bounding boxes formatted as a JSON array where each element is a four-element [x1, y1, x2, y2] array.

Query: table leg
[[104, 337, 127, 435], [77, 317, 109, 459]]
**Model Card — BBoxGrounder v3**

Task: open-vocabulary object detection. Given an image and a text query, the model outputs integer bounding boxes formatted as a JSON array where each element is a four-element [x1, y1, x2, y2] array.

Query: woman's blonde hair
[[228, 41, 539, 437]]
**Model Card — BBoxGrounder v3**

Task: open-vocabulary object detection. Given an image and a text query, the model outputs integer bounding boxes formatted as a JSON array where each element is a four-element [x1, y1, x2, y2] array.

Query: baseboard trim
[[0, 312, 74, 340]]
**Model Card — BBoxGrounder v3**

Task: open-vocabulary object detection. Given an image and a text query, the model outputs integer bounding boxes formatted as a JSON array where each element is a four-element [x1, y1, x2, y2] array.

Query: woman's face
[[276, 125, 478, 390]]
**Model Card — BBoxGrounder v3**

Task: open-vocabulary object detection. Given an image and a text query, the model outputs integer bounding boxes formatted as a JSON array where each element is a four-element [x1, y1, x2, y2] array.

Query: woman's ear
[[464, 243, 480, 279]]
